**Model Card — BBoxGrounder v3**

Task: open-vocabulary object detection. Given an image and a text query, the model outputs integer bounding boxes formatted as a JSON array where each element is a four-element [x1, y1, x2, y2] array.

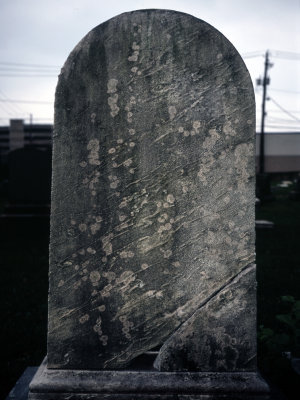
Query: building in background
[[0, 119, 52, 167], [256, 132, 300, 173]]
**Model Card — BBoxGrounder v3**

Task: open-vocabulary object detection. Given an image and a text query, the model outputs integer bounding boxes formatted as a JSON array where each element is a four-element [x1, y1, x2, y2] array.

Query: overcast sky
[[0, 0, 299, 131]]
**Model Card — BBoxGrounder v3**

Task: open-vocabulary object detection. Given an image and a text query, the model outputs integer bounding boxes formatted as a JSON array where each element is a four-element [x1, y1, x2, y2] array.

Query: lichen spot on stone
[[203, 128, 220, 149], [119, 250, 134, 259], [101, 234, 113, 256], [79, 161, 87, 168], [193, 120, 201, 133], [90, 270, 101, 284], [93, 317, 102, 334], [172, 261, 181, 267], [107, 78, 118, 94], [224, 195, 231, 204], [108, 94, 120, 117], [91, 113, 96, 123], [90, 222, 101, 235], [141, 263, 149, 270], [87, 139, 100, 166], [128, 42, 140, 62], [100, 335, 108, 346], [161, 249, 172, 259], [79, 314, 90, 324], [79, 223, 87, 232], [166, 194, 175, 204], [123, 158, 133, 167], [110, 179, 120, 189], [58, 280, 64, 287], [98, 305, 106, 312], [87, 247, 96, 254], [168, 106, 177, 120]]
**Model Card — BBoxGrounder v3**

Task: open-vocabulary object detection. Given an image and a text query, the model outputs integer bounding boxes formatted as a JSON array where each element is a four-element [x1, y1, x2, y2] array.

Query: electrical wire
[[269, 88, 300, 94], [242, 51, 264, 59], [0, 99, 52, 105], [270, 50, 300, 60], [269, 97, 300, 122], [0, 74, 58, 77], [0, 89, 27, 114], [0, 62, 60, 68]]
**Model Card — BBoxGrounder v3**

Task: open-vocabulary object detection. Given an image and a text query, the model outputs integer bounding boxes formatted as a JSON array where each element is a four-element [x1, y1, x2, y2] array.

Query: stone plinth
[[29, 358, 270, 400]]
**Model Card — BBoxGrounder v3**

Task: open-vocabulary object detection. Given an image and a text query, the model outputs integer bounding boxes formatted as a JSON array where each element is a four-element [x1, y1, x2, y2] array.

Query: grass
[[0, 176, 299, 399]]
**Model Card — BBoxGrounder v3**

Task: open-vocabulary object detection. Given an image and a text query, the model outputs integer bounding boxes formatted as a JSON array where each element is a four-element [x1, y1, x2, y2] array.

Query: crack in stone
[[154, 263, 256, 369]]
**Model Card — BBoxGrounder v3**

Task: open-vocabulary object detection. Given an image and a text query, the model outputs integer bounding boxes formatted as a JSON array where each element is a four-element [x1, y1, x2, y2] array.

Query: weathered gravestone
[[29, 9, 270, 399]]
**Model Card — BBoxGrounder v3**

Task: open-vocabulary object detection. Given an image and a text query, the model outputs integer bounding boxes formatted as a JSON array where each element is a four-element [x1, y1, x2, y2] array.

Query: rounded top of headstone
[[57, 9, 249, 85]]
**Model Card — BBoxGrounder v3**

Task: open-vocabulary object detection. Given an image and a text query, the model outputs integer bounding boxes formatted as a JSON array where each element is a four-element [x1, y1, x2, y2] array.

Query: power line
[[0, 91, 24, 115], [269, 97, 300, 122], [0, 102, 14, 116], [0, 99, 52, 105], [0, 67, 59, 73], [265, 124, 300, 129], [242, 49, 300, 60], [0, 74, 58, 78], [0, 89, 27, 114], [0, 61, 60, 68], [256, 109, 300, 114], [242, 51, 264, 59], [270, 50, 300, 60], [268, 117, 300, 123], [269, 88, 300, 94]]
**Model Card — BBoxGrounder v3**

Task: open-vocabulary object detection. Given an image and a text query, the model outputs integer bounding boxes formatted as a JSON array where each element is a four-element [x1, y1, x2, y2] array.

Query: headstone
[[29, 9, 270, 399]]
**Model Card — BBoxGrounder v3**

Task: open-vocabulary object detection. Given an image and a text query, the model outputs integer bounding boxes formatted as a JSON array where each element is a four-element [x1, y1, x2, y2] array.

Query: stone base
[[28, 359, 270, 400]]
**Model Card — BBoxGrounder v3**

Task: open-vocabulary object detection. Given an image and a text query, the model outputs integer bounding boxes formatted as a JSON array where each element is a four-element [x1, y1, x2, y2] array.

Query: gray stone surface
[[48, 8, 256, 372], [28, 358, 270, 400], [154, 265, 257, 371]]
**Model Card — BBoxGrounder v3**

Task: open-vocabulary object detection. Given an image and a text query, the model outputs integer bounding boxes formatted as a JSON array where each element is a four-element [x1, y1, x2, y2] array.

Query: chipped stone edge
[[28, 358, 270, 398]]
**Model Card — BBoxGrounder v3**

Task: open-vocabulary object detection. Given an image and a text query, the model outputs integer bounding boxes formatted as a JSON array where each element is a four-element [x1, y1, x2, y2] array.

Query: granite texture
[[48, 9, 256, 371]]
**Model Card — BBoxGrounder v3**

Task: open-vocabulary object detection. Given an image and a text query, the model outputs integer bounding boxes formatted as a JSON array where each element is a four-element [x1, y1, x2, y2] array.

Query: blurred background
[[0, 1, 299, 399]]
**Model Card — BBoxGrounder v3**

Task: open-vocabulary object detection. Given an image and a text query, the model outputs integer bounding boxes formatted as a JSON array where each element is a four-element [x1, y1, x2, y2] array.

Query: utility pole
[[257, 50, 271, 174], [29, 113, 33, 144]]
